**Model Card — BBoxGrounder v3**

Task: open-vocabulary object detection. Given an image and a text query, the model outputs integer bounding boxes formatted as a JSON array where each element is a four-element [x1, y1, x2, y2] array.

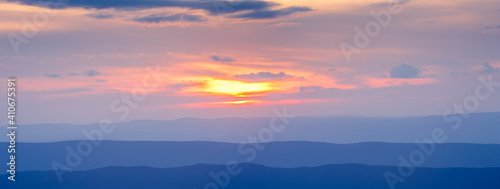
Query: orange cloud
[[179, 98, 332, 108]]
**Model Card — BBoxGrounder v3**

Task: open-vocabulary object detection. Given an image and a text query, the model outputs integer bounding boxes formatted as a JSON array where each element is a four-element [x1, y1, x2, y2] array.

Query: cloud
[[167, 83, 197, 91], [183, 14, 207, 22], [8, 0, 274, 15], [211, 55, 235, 62], [374, 0, 412, 7], [44, 70, 105, 78], [480, 62, 499, 74], [425, 20, 436, 24], [234, 72, 293, 81], [96, 79, 108, 83], [83, 69, 101, 76], [133, 13, 206, 23], [26, 88, 92, 95], [9, 0, 312, 21], [66, 72, 81, 76], [271, 22, 301, 27], [46, 70, 102, 78], [232, 6, 312, 19], [484, 25, 500, 29], [299, 86, 324, 92], [390, 64, 422, 78], [43, 73, 61, 78], [85, 13, 115, 19]]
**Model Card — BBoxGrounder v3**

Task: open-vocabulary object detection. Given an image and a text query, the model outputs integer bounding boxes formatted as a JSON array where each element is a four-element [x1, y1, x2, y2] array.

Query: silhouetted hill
[[1, 141, 499, 172], [1, 163, 499, 189], [2, 112, 499, 144]]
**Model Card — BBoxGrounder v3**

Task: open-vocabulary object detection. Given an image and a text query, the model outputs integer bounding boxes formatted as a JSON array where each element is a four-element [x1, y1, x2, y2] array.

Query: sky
[[0, 0, 499, 124]]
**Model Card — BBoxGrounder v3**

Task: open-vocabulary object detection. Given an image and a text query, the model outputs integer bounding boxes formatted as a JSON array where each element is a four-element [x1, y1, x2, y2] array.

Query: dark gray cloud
[[133, 13, 206, 23], [480, 62, 499, 74], [390, 64, 422, 78], [231, 6, 312, 19], [83, 69, 101, 76], [211, 55, 235, 62], [8, 0, 271, 15], [8, 0, 311, 20], [235, 72, 293, 80], [85, 13, 115, 19], [43, 73, 61, 78]]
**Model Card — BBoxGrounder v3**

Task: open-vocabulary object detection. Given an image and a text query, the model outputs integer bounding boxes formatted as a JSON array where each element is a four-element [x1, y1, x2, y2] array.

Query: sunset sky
[[0, 0, 499, 124]]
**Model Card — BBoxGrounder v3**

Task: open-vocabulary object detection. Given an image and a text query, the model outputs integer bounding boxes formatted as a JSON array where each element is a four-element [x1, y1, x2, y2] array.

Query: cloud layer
[[234, 72, 293, 81], [8, 0, 311, 21], [390, 64, 422, 78], [133, 13, 206, 23]]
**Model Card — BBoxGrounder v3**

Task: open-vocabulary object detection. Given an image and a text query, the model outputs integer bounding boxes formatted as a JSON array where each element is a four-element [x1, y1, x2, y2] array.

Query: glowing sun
[[204, 79, 273, 96]]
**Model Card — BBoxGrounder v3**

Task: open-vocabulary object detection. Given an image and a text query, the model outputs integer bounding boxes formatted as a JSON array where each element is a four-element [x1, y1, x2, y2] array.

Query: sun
[[204, 79, 273, 96], [223, 100, 260, 105]]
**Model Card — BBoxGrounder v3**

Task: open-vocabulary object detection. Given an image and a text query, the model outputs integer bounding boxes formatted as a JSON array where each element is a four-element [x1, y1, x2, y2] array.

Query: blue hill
[[1, 163, 499, 189], [1, 141, 499, 172]]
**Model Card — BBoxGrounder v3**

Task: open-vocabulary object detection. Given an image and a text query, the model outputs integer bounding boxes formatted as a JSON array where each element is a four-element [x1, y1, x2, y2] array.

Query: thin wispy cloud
[[484, 25, 500, 29], [271, 22, 301, 27], [85, 13, 115, 19], [133, 13, 206, 23], [25, 88, 92, 95], [66, 72, 81, 76], [480, 62, 499, 74], [235, 72, 294, 81], [43, 73, 61, 78], [231, 6, 312, 19], [211, 55, 236, 62]]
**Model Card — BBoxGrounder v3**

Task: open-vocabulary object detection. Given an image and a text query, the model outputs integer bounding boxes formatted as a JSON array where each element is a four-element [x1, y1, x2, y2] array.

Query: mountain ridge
[[2, 163, 500, 189]]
